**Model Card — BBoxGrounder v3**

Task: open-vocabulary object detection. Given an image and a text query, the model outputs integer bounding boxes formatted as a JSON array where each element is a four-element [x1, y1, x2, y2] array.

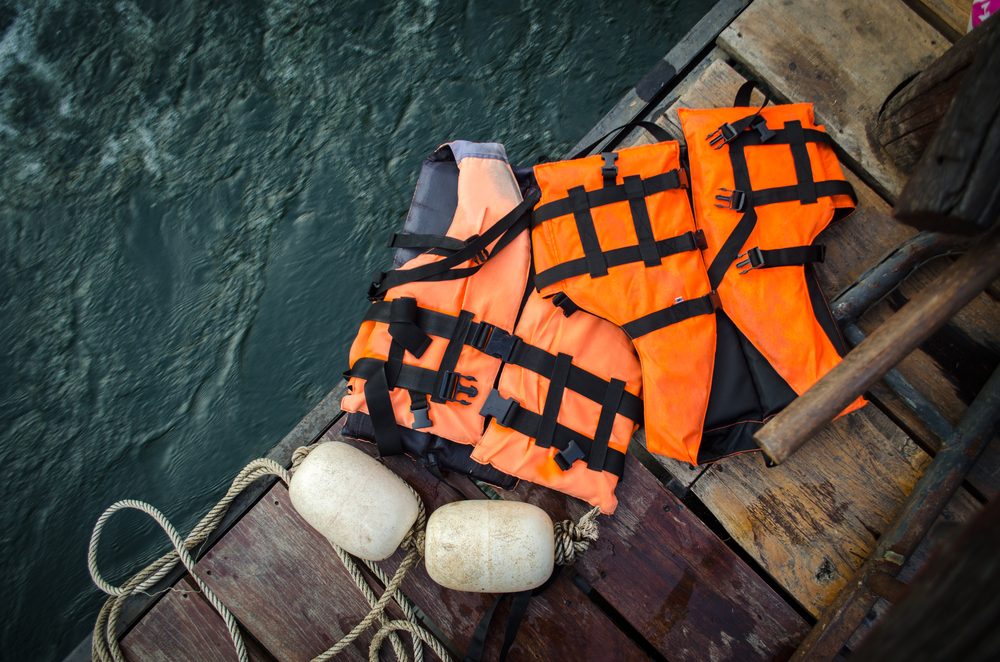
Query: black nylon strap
[[386, 297, 432, 357], [624, 175, 661, 267], [370, 190, 539, 298], [741, 245, 826, 270], [589, 378, 625, 472], [750, 179, 857, 207], [499, 590, 533, 661], [349, 358, 480, 406], [536, 353, 573, 448], [431, 311, 474, 404], [708, 133, 755, 289], [622, 293, 718, 339], [569, 187, 609, 278], [733, 80, 763, 107], [572, 120, 675, 159], [534, 230, 704, 289], [785, 120, 817, 204], [363, 366, 403, 456], [389, 232, 468, 252], [360, 302, 643, 423], [480, 390, 626, 477], [532, 170, 686, 225]]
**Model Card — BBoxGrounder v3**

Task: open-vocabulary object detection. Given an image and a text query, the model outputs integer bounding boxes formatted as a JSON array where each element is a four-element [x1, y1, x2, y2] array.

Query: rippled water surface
[[0, 0, 714, 657]]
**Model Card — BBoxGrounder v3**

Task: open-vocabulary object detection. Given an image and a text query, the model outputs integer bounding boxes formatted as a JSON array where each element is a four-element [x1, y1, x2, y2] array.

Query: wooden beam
[[894, 13, 1000, 233], [754, 227, 1000, 465]]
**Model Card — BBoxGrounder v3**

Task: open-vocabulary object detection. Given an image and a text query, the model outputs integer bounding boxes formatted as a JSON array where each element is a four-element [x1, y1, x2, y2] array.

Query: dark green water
[[0, 0, 714, 658]]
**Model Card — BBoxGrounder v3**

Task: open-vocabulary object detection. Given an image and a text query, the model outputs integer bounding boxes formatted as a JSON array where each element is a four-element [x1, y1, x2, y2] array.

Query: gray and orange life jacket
[[343, 141, 642, 513]]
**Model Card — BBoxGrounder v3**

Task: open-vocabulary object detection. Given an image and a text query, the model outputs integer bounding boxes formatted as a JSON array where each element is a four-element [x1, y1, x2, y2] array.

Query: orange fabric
[[679, 103, 865, 417], [531, 142, 715, 464], [472, 292, 642, 514], [341, 155, 530, 444]]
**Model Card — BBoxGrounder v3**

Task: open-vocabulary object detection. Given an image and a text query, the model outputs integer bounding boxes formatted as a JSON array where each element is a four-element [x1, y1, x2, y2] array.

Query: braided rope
[[87, 447, 452, 662], [553, 506, 601, 565]]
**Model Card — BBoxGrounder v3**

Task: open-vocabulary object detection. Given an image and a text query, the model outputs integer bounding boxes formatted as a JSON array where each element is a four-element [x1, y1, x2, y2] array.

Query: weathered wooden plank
[[908, 0, 971, 42], [332, 433, 649, 661], [507, 453, 808, 661], [693, 405, 981, 616], [195, 483, 382, 661], [718, 0, 948, 199], [121, 578, 272, 662]]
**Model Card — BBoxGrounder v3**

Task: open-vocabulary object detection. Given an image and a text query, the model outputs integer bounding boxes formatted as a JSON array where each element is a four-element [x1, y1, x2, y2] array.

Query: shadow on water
[[0, 0, 715, 657]]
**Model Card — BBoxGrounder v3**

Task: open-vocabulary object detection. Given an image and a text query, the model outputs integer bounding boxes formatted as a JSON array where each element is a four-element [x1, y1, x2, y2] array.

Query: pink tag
[[970, 0, 999, 30]]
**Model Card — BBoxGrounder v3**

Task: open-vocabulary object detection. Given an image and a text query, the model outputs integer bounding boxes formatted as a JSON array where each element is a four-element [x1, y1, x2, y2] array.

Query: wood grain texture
[[330, 433, 649, 661], [121, 578, 272, 662], [718, 0, 948, 199], [507, 452, 808, 661], [907, 0, 971, 41], [694, 406, 981, 616]]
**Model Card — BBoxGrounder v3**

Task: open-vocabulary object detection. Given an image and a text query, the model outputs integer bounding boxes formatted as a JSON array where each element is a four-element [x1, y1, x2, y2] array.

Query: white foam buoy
[[424, 500, 555, 593], [288, 441, 419, 561]]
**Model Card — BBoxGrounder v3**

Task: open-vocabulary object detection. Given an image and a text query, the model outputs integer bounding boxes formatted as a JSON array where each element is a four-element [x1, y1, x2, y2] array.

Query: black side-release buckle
[[483, 328, 521, 362], [467, 321, 495, 351], [750, 115, 775, 142], [714, 188, 746, 211], [707, 123, 740, 149], [436, 371, 478, 404], [551, 292, 580, 317], [554, 440, 586, 471], [736, 246, 765, 274], [601, 152, 618, 186], [480, 389, 520, 427], [367, 271, 387, 300], [410, 398, 432, 429]]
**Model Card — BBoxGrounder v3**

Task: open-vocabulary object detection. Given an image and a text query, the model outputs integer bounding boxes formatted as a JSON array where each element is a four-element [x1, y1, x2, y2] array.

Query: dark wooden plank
[[718, 0, 948, 198], [506, 453, 808, 661], [333, 433, 650, 661], [569, 0, 751, 156], [694, 405, 982, 616], [121, 578, 272, 662], [907, 0, 971, 42]]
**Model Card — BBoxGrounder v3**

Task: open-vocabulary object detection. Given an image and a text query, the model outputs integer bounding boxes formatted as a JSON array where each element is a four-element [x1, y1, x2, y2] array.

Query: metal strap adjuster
[[736, 247, 765, 274], [435, 371, 478, 405], [554, 440, 586, 471], [480, 390, 520, 427], [715, 188, 746, 211]]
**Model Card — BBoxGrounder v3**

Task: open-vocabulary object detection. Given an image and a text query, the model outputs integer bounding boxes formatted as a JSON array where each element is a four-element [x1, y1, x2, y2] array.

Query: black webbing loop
[[431, 311, 474, 404], [369, 189, 539, 299], [386, 297, 432, 357], [536, 353, 573, 448], [389, 232, 468, 253], [569, 186, 609, 278], [571, 120, 675, 159], [623, 175, 661, 267], [364, 366, 402, 456], [589, 378, 625, 472], [733, 80, 770, 108], [532, 169, 686, 225], [622, 293, 719, 339], [736, 245, 826, 273], [785, 120, 817, 204]]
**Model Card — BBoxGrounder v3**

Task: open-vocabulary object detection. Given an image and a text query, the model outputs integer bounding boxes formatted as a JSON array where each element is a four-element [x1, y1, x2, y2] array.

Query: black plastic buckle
[[483, 328, 521, 362], [410, 401, 432, 429], [601, 152, 618, 185], [736, 247, 765, 274], [463, 234, 490, 264], [435, 371, 478, 404], [714, 188, 746, 211], [551, 292, 580, 317], [467, 321, 495, 351], [750, 115, 775, 142], [367, 271, 386, 300], [554, 440, 586, 471], [707, 122, 740, 149], [480, 389, 519, 427]]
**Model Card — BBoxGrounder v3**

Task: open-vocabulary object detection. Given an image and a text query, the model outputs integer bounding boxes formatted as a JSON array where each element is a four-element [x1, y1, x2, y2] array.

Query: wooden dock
[[91, 1, 999, 660]]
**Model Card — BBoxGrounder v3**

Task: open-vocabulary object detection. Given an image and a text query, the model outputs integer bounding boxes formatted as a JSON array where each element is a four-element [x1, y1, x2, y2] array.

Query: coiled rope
[[88, 444, 601, 661]]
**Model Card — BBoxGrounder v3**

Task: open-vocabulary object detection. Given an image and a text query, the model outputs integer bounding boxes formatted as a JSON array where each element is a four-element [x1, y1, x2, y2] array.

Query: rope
[[554, 506, 601, 565], [87, 447, 451, 662]]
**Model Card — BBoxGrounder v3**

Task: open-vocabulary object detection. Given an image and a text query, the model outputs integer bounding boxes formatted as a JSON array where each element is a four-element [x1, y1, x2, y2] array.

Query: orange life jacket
[[472, 290, 643, 514], [678, 84, 865, 461], [343, 141, 642, 513], [530, 126, 718, 464]]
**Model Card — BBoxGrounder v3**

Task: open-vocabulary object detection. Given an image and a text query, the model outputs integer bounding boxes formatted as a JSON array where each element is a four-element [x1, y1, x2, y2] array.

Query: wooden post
[[875, 13, 999, 173], [754, 227, 1000, 465]]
